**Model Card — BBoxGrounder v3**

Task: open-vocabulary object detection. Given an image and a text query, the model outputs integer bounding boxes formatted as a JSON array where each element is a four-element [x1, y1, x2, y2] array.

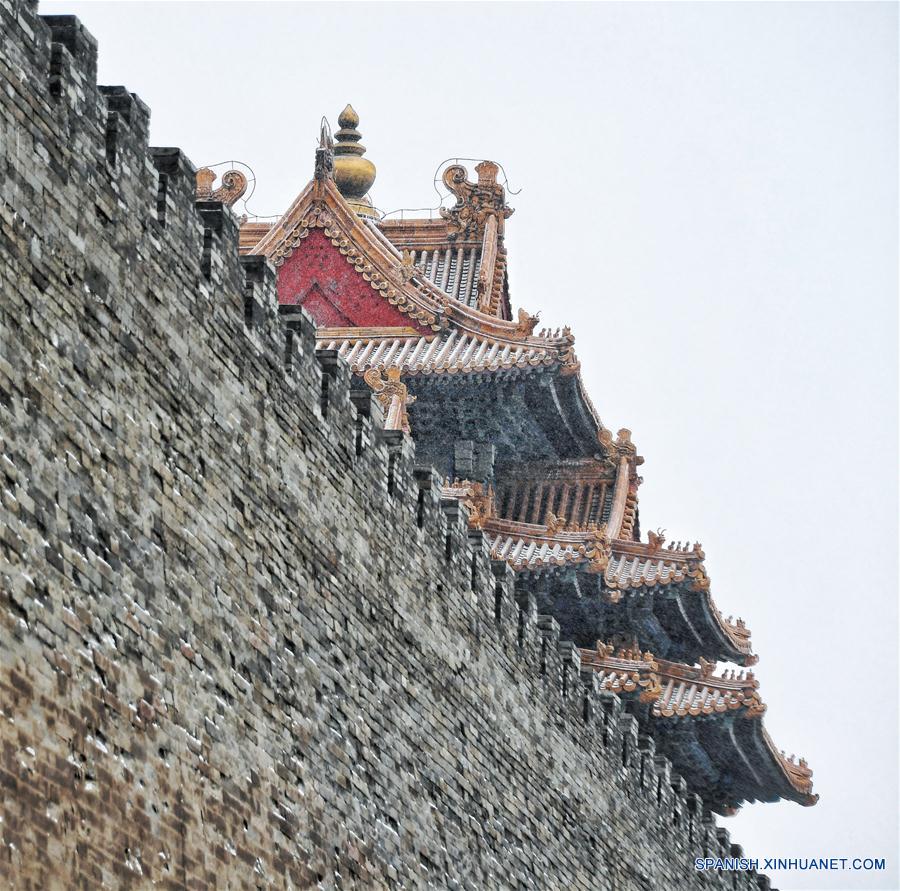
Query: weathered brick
[[0, 3, 772, 889]]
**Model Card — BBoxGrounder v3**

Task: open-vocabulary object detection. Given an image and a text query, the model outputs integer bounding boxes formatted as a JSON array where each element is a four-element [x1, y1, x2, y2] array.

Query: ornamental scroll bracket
[[555, 326, 581, 376], [362, 366, 416, 433], [394, 250, 420, 285], [597, 427, 645, 469], [440, 161, 514, 241], [195, 167, 248, 206], [616, 428, 645, 466]]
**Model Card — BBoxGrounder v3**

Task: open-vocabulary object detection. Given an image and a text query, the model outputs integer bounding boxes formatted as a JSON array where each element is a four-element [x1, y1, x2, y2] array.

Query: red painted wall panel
[[277, 229, 427, 331]]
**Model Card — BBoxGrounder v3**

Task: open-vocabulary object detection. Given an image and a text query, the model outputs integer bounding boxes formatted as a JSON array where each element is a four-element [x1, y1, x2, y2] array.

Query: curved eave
[[658, 587, 755, 666], [760, 725, 818, 807], [479, 519, 755, 664], [717, 714, 817, 808], [572, 370, 607, 453], [657, 712, 817, 810], [319, 335, 611, 461], [578, 646, 816, 808], [614, 541, 755, 665]]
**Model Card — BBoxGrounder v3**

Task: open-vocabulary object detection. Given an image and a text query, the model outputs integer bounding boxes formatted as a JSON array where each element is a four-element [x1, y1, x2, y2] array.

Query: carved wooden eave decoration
[[607, 537, 708, 590], [652, 657, 766, 719], [485, 515, 608, 570], [483, 517, 712, 589], [317, 327, 564, 378], [579, 641, 661, 703], [584, 526, 613, 575]]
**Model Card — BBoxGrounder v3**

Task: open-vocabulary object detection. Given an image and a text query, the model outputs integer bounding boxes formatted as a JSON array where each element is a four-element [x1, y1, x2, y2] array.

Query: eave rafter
[[496, 456, 616, 528]]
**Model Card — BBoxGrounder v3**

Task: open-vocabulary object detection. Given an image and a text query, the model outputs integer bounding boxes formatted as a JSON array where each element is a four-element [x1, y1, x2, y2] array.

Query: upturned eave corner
[[578, 640, 817, 810]]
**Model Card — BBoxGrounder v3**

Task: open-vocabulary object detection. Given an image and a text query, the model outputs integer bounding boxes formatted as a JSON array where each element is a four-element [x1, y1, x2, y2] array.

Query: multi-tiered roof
[[208, 105, 816, 813]]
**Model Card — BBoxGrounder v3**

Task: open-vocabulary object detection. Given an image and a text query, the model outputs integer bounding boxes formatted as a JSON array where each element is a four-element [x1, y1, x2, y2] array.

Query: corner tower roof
[[239, 151, 618, 464], [228, 110, 815, 812]]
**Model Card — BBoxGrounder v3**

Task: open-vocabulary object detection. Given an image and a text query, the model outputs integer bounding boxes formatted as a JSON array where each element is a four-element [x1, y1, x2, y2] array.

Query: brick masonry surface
[[0, 3, 775, 888]]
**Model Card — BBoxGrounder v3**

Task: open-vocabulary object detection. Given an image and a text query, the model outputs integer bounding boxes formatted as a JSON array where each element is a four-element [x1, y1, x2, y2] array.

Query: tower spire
[[333, 104, 377, 218]]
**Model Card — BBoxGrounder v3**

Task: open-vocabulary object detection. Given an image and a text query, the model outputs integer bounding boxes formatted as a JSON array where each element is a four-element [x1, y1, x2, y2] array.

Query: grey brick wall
[[0, 3, 772, 888]]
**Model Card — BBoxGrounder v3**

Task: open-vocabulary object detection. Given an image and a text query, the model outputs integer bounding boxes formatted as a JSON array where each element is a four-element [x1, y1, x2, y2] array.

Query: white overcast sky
[[41, 2, 898, 889]]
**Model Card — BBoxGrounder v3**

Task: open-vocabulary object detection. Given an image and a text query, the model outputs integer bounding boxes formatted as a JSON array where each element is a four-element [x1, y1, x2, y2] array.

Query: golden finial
[[333, 103, 376, 218], [338, 104, 359, 130]]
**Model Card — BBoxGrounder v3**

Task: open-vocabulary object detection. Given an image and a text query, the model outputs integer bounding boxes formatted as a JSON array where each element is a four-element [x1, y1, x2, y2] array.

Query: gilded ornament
[[195, 167, 248, 206], [332, 104, 377, 217], [514, 307, 540, 337], [440, 161, 514, 241], [363, 366, 416, 433]]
